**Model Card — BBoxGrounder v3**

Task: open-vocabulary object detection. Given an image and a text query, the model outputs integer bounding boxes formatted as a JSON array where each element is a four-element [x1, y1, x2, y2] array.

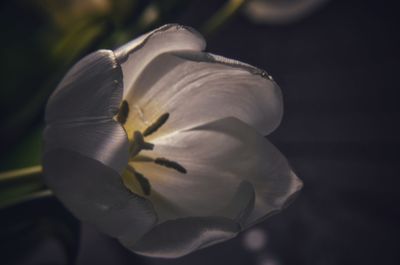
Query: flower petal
[[133, 117, 301, 226], [217, 180, 255, 227], [244, 170, 302, 229], [43, 119, 129, 173], [121, 216, 240, 258], [114, 24, 206, 99], [43, 149, 157, 244], [46, 50, 122, 124], [127, 162, 254, 224], [122, 51, 282, 137]]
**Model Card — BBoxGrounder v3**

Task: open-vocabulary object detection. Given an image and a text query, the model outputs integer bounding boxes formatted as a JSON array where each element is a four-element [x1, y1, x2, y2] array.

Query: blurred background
[[1, 0, 399, 264]]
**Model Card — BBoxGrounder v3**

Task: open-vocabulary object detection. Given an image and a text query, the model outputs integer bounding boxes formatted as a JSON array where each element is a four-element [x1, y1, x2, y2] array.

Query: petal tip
[[282, 171, 303, 210], [125, 217, 240, 258], [114, 23, 206, 64]]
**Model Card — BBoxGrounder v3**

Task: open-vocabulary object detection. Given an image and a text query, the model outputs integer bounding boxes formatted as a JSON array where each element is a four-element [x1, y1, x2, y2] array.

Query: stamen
[[127, 166, 151, 196], [154, 157, 187, 174], [130, 131, 154, 157], [134, 171, 151, 196], [143, 113, 170, 137], [116, 100, 129, 124]]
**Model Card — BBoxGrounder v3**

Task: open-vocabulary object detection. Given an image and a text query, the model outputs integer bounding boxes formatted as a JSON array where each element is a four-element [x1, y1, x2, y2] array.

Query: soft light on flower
[[43, 24, 302, 258]]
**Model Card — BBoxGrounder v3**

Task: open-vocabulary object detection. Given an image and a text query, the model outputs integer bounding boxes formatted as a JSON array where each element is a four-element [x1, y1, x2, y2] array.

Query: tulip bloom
[[43, 24, 302, 258]]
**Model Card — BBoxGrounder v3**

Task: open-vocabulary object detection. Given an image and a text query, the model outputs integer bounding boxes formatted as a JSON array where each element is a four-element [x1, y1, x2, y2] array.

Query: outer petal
[[46, 50, 122, 124], [43, 149, 157, 244], [121, 217, 240, 258], [217, 181, 255, 227], [122, 51, 282, 137], [133, 117, 301, 226], [114, 24, 206, 98], [126, 160, 255, 224], [43, 120, 129, 173]]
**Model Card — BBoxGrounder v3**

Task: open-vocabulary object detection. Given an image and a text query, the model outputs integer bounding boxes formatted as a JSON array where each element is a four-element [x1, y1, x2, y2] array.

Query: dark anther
[[116, 100, 129, 124], [127, 166, 151, 196], [143, 113, 170, 137], [133, 170, 151, 196], [154, 157, 187, 174]]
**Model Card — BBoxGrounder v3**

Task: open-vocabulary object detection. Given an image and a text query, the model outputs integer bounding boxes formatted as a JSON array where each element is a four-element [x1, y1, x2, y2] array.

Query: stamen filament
[[130, 155, 154, 162], [130, 131, 154, 157]]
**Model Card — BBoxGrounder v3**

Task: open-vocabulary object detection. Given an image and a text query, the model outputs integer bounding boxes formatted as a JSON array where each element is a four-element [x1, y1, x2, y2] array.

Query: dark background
[[1, 0, 399, 265]]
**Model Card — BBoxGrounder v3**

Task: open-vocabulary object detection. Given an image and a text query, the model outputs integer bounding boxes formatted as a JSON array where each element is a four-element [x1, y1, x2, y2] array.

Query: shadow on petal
[[43, 149, 157, 244], [123, 216, 240, 258]]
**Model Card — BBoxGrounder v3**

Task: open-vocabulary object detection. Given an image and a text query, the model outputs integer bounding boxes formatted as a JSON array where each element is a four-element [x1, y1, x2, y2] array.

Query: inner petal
[[114, 24, 206, 99], [121, 50, 282, 139], [127, 160, 241, 223], [122, 117, 301, 226]]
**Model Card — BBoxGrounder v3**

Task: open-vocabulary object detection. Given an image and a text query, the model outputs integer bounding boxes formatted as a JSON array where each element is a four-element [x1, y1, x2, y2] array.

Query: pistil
[[130, 131, 154, 157], [117, 105, 188, 197]]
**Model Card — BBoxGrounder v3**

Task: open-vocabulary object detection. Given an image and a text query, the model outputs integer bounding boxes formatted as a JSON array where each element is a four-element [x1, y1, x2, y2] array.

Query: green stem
[[0, 165, 42, 183], [0, 189, 53, 209], [0, 165, 52, 209], [201, 0, 248, 35]]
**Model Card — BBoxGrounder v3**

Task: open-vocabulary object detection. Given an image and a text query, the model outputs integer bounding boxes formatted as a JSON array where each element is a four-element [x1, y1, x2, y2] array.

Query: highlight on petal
[[122, 217, 240, 258], [46, 50, 123, 124], [43, 149, 157, 244], [114, 24, 206, 98], [121, 50, 282, 138], [43, 119, 129, 173], [125, 161, 247, 223], [132, 117, 300, 226]]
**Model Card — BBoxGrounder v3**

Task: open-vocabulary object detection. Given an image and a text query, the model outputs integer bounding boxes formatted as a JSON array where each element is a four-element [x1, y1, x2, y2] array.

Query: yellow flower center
[[115, 100, 187, 197]]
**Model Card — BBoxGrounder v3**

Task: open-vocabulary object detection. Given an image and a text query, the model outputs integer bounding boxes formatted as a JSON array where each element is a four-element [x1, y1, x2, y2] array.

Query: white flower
[[43, 24, 302, 258]]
